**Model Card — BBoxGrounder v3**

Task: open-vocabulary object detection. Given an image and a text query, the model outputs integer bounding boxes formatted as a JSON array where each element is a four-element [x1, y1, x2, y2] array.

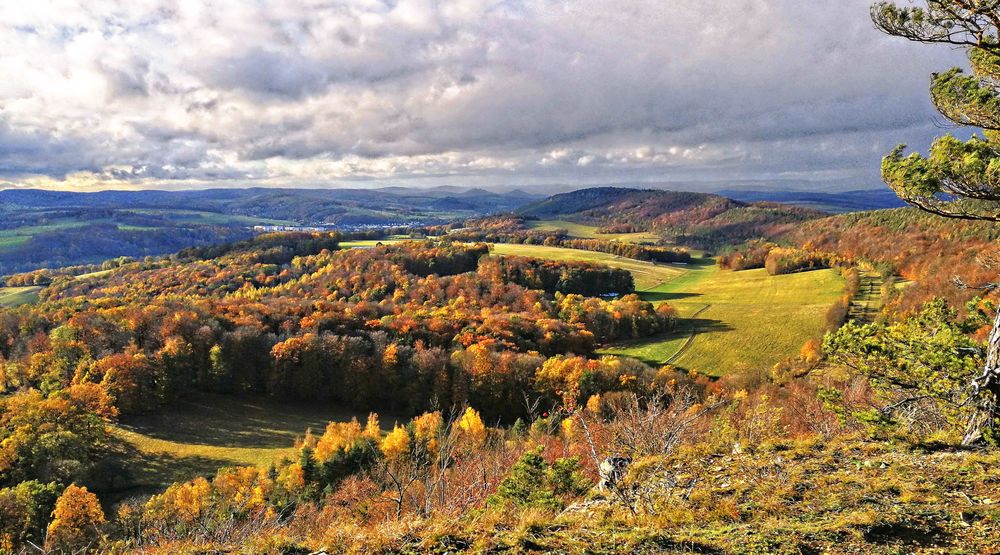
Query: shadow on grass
[[678, 257, 716, 269], [639, 291, 702, 302], [120, 392, 389, 449], [91, 437, 240, 506], [864, 521, 952, 549], [602, 315, 733, 368], [683, 316, 733, 335]]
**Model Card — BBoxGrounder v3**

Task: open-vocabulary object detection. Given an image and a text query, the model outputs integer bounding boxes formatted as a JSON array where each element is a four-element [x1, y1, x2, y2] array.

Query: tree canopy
[[874, 0, 1000, 444]]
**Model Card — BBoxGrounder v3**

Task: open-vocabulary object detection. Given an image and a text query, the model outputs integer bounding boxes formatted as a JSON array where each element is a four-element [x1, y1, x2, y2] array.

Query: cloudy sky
[[0, 0, 968, 192]]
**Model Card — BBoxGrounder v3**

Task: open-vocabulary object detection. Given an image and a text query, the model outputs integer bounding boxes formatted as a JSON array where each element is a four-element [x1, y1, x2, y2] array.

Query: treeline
[[596, 223, 641, 233], [781, 207, 1000, 314], [717, 240, 837, 275], [2, 258, 134, 286], [176, 231, 343, 262], [482, 256, 634, 296], [391, 242, 490, 277], [561, 239, 692, 263]]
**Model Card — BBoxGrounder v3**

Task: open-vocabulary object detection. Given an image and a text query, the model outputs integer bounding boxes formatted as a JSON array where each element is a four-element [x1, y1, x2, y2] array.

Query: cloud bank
[[0, 0, 968, 191]]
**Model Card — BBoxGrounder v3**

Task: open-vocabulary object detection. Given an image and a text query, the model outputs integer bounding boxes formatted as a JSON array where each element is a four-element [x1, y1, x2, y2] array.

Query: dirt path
[[666, 304, 712, 365], [848, 271, 882, 323]]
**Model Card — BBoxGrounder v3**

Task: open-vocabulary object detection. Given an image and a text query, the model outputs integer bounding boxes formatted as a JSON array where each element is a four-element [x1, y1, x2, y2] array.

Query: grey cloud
[[0, 0, 971, 190]]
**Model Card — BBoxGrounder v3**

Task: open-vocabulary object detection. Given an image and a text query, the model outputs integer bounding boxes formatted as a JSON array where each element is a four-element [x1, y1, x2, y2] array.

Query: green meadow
[[526, 219, 663, 243], [489, 242, 845, 377], [0, 286, 43, 307], [489, 243, 688, 290]]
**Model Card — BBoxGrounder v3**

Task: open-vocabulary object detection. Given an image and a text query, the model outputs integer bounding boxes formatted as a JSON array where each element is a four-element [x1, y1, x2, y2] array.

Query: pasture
[[489, 243, 688, 290], [490, 242, 845, 376], [603, 265, 845, 376], [339, 235, 412, 248], [0, 286, 43, 307], [526, 219, 662, 243]]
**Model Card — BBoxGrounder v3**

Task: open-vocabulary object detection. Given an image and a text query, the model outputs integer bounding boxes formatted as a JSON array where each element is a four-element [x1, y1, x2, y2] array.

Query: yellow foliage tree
[[560, 417, 577, 440], [412, 410, 444, 455], [458, 407, 487, 447], [314, 419, 363, 464], [380, 424, 411, 460], [280, 463, 306, 493], [364, 412, 381, 439], [45, 484, 106, 552], [383, 343, 399, 366], [586, 394, 602, 415]]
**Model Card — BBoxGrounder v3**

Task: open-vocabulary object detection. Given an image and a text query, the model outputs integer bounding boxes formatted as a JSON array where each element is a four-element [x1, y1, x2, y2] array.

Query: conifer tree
[[873, 1, 1000, 444]]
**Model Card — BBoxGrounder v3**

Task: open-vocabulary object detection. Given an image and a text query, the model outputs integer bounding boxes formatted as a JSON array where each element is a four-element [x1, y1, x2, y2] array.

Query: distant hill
[[517, 187, 823, 249], [0, 186, 542, 225], [0, 186, 543, 275], [718, 188, 907, 213]]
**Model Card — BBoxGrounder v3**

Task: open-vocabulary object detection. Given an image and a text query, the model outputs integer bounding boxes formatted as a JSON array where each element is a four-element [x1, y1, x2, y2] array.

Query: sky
[[0, 0, 969, 192]]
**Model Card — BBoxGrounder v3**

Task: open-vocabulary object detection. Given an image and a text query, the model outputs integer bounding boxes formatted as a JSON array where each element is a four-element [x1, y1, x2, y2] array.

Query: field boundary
[[666, 304, 712, 365]]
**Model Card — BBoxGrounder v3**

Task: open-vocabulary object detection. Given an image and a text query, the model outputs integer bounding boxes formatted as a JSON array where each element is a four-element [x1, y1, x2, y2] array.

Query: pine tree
[[873, 1, 1000, 445]]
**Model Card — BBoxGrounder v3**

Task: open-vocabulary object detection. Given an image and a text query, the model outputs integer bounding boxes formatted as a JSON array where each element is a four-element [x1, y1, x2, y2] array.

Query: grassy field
[[74, 269, 115, 280], [602, 265, 845, 376], [339, 236, 411, 248], [114, 393, 403, 491], [488, 242, 844, 376], [0, 221, 91, 252], [526, 219, 662, 243], [0, 236, 31, 250], [490, 243, 689, 290], [0, 286, 43, 307]]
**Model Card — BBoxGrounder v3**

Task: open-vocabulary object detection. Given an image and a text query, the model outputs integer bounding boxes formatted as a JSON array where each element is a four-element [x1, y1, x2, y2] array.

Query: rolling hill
[[516, 187, 824, 249]]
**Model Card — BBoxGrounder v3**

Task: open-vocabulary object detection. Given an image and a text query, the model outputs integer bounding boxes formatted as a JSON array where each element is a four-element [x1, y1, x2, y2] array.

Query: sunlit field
[[490, 242, 844, 376]]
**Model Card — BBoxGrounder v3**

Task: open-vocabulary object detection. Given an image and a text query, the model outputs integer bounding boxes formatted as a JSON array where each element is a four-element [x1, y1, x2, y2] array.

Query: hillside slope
[[515, 187, 823, 249], [780, 207, 999, 315]]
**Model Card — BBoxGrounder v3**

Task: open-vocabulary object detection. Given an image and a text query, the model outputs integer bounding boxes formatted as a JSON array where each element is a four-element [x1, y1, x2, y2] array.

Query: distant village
[[253, 221, 434, 233]]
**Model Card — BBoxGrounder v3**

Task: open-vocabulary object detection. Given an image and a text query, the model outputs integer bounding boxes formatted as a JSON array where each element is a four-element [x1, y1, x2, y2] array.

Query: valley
[[0, 186, 994, 554]]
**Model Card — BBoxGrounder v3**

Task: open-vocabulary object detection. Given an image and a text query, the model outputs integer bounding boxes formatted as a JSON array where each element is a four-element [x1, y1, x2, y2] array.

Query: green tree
[[872, 0, 1000, 444], [0, 480, 60, 551], [825, 299, 983, 435], [488, 449, 590, 510]]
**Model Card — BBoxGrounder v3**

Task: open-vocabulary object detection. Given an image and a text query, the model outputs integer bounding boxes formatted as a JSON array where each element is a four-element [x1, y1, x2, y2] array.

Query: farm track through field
[[848, 271, 883, 323], [666, 303, 712, 365]]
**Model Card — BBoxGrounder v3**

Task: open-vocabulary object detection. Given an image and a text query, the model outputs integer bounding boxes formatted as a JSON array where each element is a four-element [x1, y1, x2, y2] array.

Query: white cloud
[[0, 0, 967, 190]]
